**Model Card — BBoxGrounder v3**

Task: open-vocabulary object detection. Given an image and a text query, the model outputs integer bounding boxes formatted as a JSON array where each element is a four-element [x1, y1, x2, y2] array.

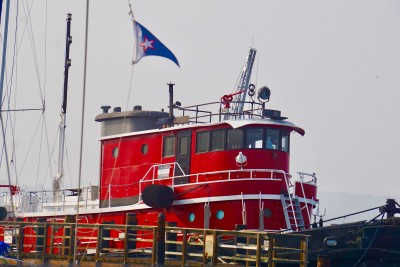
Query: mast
[[53, 14, 72, 202], [0, 0, 18, 216]]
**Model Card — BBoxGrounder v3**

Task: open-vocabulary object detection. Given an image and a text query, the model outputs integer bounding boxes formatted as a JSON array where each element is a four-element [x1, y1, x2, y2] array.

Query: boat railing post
[[196, 106, 199, 123]]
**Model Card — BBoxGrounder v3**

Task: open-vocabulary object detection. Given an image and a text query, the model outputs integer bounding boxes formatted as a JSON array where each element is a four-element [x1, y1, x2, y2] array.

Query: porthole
[[263, 208, 272, 218], [112, 147, 119, 158], [141, 144, 148, 155], [188, 212, 195, 222], [216, 210, 224, 220]]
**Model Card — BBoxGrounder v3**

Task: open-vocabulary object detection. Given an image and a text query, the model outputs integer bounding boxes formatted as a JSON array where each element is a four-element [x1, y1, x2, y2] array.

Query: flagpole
[[128, 0, 135, 21]]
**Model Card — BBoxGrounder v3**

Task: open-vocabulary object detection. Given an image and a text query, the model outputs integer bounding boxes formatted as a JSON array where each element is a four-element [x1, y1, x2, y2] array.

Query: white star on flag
[[140, 37, 154, 52]]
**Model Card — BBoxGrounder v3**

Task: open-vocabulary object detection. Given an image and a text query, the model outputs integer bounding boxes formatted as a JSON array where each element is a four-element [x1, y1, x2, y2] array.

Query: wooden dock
[[0, 219, 309, 266]]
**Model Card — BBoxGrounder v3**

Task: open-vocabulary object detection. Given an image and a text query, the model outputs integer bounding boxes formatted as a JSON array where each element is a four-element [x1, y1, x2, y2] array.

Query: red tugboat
[[0, 48, 318, 234]]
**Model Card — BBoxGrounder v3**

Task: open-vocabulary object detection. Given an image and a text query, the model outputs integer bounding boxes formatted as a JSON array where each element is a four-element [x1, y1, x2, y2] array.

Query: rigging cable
[[321, 205, 382, 224], [21, 0, 45, 102], [6, 0, 20, 189], [74, 0, 90, 263]]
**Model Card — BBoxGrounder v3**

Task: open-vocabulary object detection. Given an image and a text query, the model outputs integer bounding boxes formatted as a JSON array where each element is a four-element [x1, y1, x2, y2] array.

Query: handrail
[[138, 167, 291, 202], [297, 172, 316, 223], [177, 100, 265, 124], [281, 172, 299, 230]]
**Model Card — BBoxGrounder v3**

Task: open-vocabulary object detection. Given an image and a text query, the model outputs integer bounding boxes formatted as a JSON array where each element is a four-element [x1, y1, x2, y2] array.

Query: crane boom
[[231, 48, 257, 118]]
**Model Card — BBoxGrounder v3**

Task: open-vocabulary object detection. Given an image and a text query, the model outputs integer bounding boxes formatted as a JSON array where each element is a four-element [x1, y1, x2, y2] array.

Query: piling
[[157, 213, 166, 265]]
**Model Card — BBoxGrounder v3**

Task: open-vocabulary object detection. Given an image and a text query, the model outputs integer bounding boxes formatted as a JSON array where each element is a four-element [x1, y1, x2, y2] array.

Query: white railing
[[2, 185, 101, 213], [138, 165, 292, 202], [296, 172, 318, 223]]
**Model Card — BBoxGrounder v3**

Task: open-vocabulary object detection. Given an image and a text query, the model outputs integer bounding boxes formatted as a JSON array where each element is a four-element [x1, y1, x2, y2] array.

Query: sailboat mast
[[0, 0, 18, 218], [54, 14, 72, 201]]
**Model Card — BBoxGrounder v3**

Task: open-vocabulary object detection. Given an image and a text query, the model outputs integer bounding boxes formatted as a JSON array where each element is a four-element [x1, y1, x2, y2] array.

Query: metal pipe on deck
[[168, 83, 175, 127]]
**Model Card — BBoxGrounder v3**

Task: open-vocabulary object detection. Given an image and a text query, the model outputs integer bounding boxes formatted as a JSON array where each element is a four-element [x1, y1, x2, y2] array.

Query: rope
[[352, 212, 385, 267]]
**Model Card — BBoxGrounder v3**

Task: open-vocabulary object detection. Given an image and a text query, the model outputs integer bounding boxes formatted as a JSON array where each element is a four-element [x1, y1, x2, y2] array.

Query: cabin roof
[[98, 118, 304, 141]]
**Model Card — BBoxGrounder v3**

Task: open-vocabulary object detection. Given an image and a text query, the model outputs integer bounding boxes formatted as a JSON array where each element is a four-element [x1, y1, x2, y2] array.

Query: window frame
[[211, 129, 226, 151], [227, 129, 244, 150], [162, 135, 175, 157], [245, 128, 264, 149], [196, 131, 211, 153]]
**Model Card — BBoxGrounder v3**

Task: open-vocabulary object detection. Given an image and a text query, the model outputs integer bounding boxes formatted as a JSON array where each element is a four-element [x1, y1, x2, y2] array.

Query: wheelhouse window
[[211, 130, 225, 151], [266, 129, 280, 150], [179, 136, 189, 155], [196, 132, 210, 153], [246, 128, 263, 148], [194, 127, 290, 153], [227, 129, 243, 150], [163, 136, 175, 157], [281, 131, 290, 152]]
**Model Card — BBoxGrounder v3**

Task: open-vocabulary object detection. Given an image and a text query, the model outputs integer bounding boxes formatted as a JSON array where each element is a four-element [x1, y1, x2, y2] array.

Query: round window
[[188, 213, 195, 222], [112, 147, 119, 158], [263, 208, 272, 218], [216, 210, 224, 220], [141, 144, 148, 155]]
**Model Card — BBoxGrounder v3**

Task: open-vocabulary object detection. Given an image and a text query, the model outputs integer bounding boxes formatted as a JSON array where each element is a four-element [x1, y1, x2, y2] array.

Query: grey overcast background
[[1, 1, 399, 221]]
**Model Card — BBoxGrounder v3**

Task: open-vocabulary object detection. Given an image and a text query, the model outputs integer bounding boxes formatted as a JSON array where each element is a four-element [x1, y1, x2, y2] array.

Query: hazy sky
[[1, 1, 400, 204]]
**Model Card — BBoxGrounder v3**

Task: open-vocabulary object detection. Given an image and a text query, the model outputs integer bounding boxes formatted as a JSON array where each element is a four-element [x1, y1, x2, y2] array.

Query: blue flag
[[132, 21, 179, 67]]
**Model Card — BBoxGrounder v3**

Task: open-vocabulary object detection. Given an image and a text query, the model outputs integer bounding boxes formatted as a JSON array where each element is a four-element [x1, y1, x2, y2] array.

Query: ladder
[[281, 195, 305, 231]]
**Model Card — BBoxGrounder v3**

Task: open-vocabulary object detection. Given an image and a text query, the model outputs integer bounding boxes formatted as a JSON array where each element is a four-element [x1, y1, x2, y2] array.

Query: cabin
[[95, 104, 306, 211]]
